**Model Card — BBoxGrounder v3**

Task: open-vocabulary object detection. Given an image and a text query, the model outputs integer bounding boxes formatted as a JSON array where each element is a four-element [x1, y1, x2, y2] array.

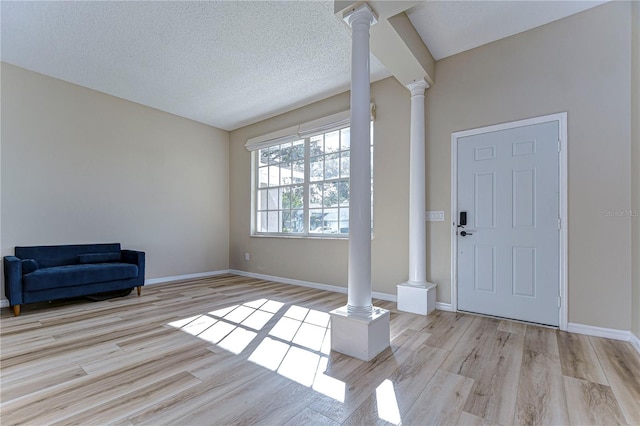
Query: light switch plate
[[426, 211, 445, 221]]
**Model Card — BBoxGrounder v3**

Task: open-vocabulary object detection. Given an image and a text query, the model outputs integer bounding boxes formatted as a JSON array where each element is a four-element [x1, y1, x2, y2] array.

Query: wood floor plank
[[563, 376, 627, 425], [461, 330, 524, 425], [497, 320, 527, 335], [455, 411, 501, 426], [524, 325, 559, 356], [0, 364, 88, 403], [413, 310, 474, 351], [589, 336, 640, 425], [283, 407, 339, 426], [514, 349, 570, 426], [557, 331, 608, 385], [50, 371, 202, 426], [402, 370, 475, 426]]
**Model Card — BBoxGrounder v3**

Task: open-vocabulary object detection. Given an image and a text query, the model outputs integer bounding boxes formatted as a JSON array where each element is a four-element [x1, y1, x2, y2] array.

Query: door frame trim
[[450, 113, 568, 330]]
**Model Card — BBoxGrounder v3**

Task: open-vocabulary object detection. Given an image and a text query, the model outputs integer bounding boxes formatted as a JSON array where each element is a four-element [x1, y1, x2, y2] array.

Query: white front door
[[456, 121, 560, 326]]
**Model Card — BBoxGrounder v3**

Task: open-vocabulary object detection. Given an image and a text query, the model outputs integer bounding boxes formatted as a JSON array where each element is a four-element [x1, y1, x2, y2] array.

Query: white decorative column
[[330, 3, 390, 362], [397, 79, 437, 315]]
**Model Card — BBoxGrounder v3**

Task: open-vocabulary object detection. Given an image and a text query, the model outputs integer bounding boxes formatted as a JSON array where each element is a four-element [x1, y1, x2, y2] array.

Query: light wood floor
[[1, 275, 639, 425]]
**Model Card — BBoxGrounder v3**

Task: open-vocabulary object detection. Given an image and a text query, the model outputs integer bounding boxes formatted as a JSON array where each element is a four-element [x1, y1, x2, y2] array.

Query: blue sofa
[[3, 243, 145, 316]]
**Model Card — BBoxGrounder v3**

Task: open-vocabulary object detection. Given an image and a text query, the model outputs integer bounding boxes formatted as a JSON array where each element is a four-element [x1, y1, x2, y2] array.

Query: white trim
[[245, 126, 299, 152], [229, 269, 397, 302], [630, 332, 640, 356], [451, 113, 568, 329], [435, 302, 454, 312], [567, 322, 632, 342], [145, 269, 231, 285], [0, 299, 9, 308], [245, 105, 375, 151]]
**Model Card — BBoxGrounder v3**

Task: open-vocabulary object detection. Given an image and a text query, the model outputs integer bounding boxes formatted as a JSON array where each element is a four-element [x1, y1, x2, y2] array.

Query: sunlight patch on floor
[[168, 299, 345, 402], [376, 379, 401, 425]]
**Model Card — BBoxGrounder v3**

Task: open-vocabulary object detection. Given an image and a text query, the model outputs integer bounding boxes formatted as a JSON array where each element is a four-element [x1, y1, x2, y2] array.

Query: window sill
[[250, 234, 348, 241]]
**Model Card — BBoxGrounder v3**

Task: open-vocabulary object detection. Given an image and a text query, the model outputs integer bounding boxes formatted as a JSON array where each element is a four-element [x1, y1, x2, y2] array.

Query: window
[[253, 123, 373, 237]]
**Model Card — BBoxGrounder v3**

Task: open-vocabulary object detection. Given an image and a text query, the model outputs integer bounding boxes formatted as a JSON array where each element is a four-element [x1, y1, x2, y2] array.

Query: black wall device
[[459, 211, 467, 226]]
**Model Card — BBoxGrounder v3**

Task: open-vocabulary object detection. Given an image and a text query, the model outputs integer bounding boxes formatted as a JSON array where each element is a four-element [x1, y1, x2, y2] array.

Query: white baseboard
[[435, 302, 454, 312], [567, 322, 631, 341], [630, 332, 640, 356], [145, 269, 231, 285], [229, 269, 397, 302]]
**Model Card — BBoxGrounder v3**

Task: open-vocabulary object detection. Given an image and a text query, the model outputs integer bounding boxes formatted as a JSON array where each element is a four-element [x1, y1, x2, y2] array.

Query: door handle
[[460, 231, 473, 236]]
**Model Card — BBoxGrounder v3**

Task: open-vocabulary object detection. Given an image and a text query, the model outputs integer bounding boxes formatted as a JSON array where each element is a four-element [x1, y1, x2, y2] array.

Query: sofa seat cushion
[[23, 263, 139, 292]]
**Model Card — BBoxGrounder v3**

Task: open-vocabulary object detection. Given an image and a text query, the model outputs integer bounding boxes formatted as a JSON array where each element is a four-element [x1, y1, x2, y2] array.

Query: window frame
[[251, 123, 373, 239]]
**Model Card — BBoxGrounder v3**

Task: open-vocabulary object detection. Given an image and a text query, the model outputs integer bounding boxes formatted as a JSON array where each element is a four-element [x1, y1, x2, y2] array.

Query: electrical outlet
[[244, 252, 250, 261], [426, 211, 445, 222]]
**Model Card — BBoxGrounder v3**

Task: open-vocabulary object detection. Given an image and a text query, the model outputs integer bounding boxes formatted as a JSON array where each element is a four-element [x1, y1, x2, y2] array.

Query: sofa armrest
[[121, 250, 145, 287], [3, 256, 23, 306]]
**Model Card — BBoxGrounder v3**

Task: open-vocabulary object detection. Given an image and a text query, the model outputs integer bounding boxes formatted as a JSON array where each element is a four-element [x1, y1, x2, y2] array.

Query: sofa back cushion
[[15, 244, 122, 268]]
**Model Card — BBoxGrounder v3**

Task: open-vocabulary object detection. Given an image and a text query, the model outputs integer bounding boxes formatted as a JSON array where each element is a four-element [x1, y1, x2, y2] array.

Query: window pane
[[268, 165, 279, 187], [257, 189, 268, 211], [340, 152, 350, 178], [323, 182, 339, 207], [291, 140, 304, 160], [258, 166, 269, 187], [310, 135, 323, 156], [280, 162, 292, 186], [341, 128, 350, 151], [290, 185, 304, 208], [325, 153, 339, 180], [323, 208, 338, 233], [325, 131, 339, 153], [309, 209, 324, 233], [309, 183, 322, 208], [310, 157, 323, 182], [259, 148, 270, 166], [292, 209, 304, 233], [267, 146, 280, 165], [282, 210, 292, 233], [338, 181, 349, 206], [279, 143, 292, 163], [281, 187, 291, 209], [268, 211, 279, 233], [338, 208, 349, 234], [292, 160, 304, 184], [268, 188, 279, 210], [257, 212, 267, 232]]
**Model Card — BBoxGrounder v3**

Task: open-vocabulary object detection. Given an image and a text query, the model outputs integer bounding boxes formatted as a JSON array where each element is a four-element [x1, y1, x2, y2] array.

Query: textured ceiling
[[407, 1, 607, 61], [1, 1, 391, 131], [1, 1, 607, 131]]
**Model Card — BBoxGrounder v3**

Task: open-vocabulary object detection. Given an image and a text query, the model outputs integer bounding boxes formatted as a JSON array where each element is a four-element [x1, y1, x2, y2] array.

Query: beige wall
[[1, 63, 230, 302], [426, 1, 632, 330], [230, 2, 634, 330], [631, 0, 640, 338], [229, 77, 411, 294]]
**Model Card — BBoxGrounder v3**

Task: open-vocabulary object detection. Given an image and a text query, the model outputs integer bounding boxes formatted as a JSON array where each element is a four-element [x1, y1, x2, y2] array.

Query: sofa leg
[[137, 286, 142, 296], [12, 305, 20, 316]]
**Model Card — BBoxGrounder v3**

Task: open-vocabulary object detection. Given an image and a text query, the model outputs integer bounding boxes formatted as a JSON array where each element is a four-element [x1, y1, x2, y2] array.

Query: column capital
[[407, 78, 430, 97], [344, 4, 378, 28]]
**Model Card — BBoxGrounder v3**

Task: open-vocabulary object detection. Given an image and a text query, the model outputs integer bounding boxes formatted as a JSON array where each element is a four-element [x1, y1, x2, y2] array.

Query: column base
[[329, 306, 390, 362], [397, 282, 437, 315]]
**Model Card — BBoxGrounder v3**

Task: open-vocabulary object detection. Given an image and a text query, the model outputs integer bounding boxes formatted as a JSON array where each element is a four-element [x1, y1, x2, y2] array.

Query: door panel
[[457, 121, 559, 326]]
